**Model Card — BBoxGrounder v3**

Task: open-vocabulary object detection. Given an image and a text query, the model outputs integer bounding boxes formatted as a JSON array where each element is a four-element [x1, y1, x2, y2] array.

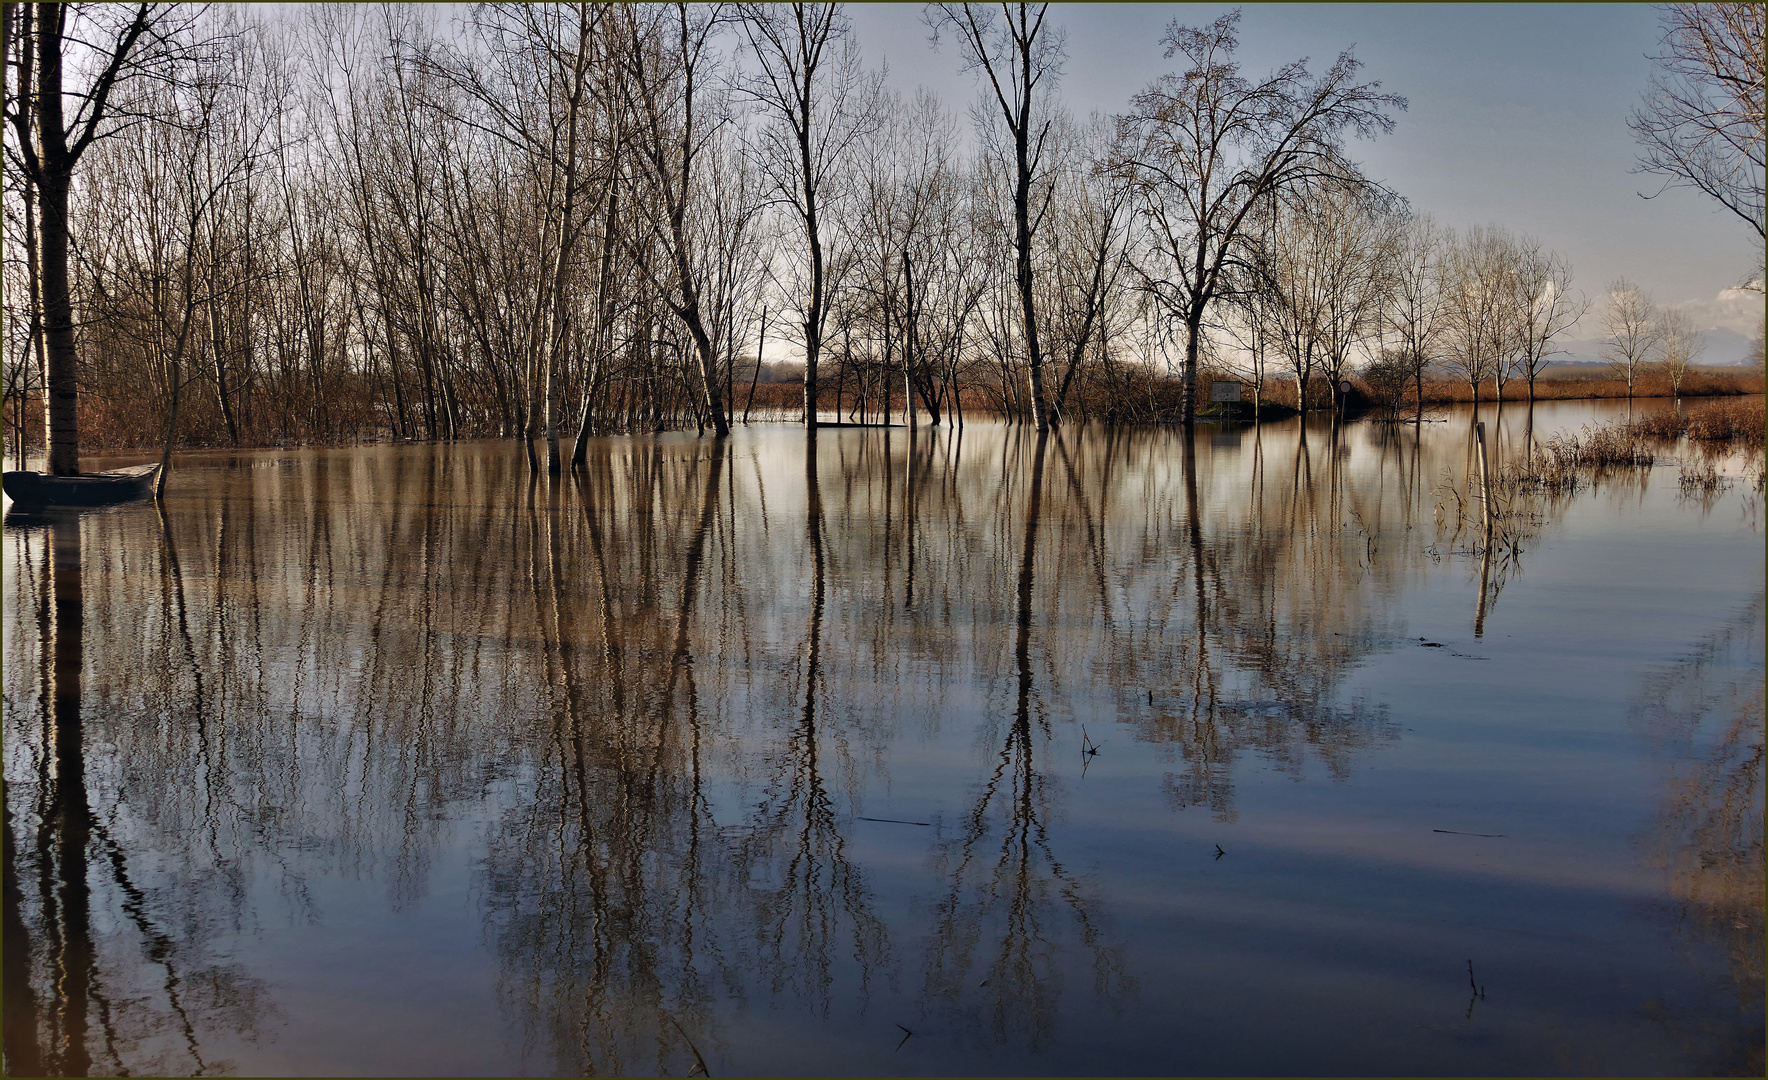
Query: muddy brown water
[[4, 400, 1761, 1076]]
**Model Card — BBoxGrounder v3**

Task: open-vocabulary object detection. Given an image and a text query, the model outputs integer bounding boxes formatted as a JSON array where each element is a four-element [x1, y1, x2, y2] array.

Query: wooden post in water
[[1474, 420, 1495, 637], [1474, 421, 1494, 531]]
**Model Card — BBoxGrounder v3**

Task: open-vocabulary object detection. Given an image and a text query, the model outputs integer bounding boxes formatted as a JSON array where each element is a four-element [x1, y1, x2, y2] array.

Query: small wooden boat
[[2, 463, 160, 507]]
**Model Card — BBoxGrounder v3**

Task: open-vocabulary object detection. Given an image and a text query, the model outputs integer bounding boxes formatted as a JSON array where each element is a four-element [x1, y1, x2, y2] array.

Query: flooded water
[[4, 400, 1762, 1076]]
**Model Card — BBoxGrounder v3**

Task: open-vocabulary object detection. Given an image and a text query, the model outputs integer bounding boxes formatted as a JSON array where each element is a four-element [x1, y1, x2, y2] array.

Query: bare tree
[[1600, 277, 1663, 399], [82, 23, 267, 495], [1629, 2, 1765, 269], [1041, 112, 1132, 423], [1116, 9, 1401, 427], [926, 2, 1064, 430], [4, 3, 185, 474], [1249, 190, 1327, 412], [1306, 181, 1399, 417], [423, 3, 616, 461], [1440, 225, 1520, 405], [1510, 239, 1587, 401], [616, 3, 735, 437], [739, 2, 880, 431], [1381, 212, 1448, 422], [1656, 306, 1702, 398]]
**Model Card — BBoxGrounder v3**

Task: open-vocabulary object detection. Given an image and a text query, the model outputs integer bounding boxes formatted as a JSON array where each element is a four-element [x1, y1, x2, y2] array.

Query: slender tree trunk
[[744, 306, 764, 424], [1014, 149, 1049, 431], [35, 6, 78, 475], [802, 197, 823, 431], [24, 170, 47, 466], [902, 249, 916, 429], [1181, 314, 1203, 427]]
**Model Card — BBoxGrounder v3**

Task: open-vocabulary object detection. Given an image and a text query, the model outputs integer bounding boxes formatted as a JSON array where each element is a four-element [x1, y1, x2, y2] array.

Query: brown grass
[[1499, 398, 1765, 495], [1683, 398, 1767, 446], [1501, 419, 1658, 494], [1627, 398, 1767, 448], [1413, 367, 1762, 404]]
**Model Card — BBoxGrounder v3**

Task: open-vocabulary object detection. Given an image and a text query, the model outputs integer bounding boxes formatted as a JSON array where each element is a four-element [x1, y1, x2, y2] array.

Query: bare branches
[[738, 2, 882, 429], [925, 2, 1066, 429], [1116, 8, 1403, 424], [1601, 277, 1664, 398], [1630, 2, 1766, 245]]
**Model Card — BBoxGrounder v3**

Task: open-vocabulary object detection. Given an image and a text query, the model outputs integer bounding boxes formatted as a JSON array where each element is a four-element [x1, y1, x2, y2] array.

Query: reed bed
[[1500, 420, 1657, 494], [1500, 399, 1764, 497], [1682, 398, 1766, 446], [1622, 398, 1765, 446]]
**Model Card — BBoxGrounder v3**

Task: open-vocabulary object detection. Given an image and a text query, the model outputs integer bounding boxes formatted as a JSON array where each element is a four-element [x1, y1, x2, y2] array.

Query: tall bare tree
[[618, 3, 736, 437], [4, 3, 179, 474], [1510, 239, 1586, 401], [1116, 9, 1401, 427], [1656, 305, 1702, 398], [927, 2, 1064, 430], [1600, 277, 1663, 400], [1381, 212, 1449, 423], [1440, 225, 1522, 405], [1305, 181, 1399, 417], [740, 2, 879, 432]]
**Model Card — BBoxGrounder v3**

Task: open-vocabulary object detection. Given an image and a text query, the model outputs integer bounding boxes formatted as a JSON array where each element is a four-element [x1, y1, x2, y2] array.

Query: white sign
[[1210, 381, 1242, 403]]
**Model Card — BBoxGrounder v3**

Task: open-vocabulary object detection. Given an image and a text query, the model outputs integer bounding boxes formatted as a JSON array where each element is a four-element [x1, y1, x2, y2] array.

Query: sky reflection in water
[[3, 400, 1762, 1076]]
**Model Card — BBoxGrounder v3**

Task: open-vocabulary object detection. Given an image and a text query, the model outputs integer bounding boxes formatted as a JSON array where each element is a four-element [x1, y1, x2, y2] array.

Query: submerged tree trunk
[[1015, 145, 1049, 432], [1181, 313, 1204, 427], [35, 6, 78, 475]]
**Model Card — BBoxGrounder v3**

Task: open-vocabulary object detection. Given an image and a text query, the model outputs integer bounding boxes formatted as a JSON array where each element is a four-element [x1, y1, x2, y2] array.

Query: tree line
[[2, 3, 1759, 474]]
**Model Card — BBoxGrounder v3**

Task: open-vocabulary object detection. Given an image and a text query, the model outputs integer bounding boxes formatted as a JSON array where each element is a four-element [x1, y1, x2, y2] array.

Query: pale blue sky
[[847, 3, 1763, 349]]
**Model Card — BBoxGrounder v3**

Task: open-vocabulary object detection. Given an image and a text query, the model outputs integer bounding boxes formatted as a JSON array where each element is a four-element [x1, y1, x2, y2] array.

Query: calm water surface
[[4, 401, 1762, 1076]]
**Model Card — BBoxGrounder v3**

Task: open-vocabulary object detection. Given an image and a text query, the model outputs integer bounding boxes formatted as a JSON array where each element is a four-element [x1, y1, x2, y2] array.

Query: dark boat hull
[[2, 464, 159, 507]]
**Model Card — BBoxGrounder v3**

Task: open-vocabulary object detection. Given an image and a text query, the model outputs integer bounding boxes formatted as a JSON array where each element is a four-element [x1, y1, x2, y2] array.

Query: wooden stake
[[1474, 421, 1493, 531]]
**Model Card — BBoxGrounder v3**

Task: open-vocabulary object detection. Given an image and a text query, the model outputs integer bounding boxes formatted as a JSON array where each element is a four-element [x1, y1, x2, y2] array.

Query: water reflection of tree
[[1111, 425, 1402, 819], [0, 416, 1539, 1071], [922, 431, 1130, 1051], [1631, 596, 1764, 1077], [475, 449, 741, 1076], [3, 510, 272, 1076]]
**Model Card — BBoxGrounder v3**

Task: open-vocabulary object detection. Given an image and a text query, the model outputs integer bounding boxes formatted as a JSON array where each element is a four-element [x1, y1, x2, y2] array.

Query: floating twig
[[666, 1015, 711, 1077], [894, 1023, 913, 1051], [1433, 829, 1506, 838], [856, 816, 932, 826]]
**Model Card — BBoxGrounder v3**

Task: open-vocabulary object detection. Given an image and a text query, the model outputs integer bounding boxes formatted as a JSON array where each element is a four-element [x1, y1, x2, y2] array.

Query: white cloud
[[1556, 281, 1762, 364], [1668, 281, 1765, 338]]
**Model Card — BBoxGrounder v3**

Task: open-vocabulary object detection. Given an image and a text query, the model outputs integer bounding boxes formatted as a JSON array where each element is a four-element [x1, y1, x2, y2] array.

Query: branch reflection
[[0, 416, 1557, 1071]]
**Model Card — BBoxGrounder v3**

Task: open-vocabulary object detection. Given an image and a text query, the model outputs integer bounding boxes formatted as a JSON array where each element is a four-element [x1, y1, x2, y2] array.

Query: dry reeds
[[1620, 398, 1767, 448], [1500, 418, 1658, 494], [1683, 398, 1766, 446], [1678, 459, 1724, 493]]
